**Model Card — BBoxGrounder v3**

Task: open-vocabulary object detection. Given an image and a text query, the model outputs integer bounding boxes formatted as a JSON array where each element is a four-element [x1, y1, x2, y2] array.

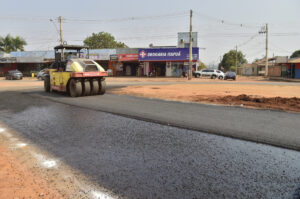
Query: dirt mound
[[190, 94, 300, 112]]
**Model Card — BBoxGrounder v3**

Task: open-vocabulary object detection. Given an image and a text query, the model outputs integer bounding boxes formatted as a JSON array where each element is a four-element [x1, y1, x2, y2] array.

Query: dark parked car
[[5, 70, 23, 80], [224, 71, 236, 80], [37, 69, 48, 80]]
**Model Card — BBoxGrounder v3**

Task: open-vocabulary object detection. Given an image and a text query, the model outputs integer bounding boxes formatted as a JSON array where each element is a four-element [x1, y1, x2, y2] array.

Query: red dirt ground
[[189, 94, 300, 112], [0, 146, 63, 199], [110, 84, 300, 112]]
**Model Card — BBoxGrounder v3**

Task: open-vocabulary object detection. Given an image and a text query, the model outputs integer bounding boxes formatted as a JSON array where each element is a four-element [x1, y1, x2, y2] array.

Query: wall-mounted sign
[[118, 54, 138, 61], [110, 54, 118, 61], [88, 49, 116, 60], [138, 48, 199, 61]]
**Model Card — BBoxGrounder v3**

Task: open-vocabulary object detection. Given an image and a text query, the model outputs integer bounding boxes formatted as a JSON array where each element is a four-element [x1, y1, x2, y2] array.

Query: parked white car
[[194, 69, 225, 79]]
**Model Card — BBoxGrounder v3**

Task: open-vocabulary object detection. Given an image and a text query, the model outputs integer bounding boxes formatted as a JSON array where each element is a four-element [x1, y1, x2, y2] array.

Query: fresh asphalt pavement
[[26, 84, 300, 152], [0, 90, 300, 198]]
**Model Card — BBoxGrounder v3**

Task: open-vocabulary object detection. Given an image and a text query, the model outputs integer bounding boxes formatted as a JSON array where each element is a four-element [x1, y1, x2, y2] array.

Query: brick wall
[[268, 65, 281, 77]]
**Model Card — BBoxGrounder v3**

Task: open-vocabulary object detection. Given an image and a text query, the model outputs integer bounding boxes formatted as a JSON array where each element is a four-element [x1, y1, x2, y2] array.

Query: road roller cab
[[44, 45, 108, 97]]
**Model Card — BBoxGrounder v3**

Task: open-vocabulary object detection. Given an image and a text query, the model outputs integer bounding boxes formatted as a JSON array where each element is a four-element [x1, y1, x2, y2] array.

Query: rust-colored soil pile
[[189, 94, 300, 112]]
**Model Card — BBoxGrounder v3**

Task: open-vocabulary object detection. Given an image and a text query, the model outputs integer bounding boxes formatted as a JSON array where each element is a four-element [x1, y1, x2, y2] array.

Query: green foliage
[[83, 32, 128, 49], [0, 34, 27, 53], [197, 61, 206, 70], [290, 50, 300, 58], [219, 49, 247, 72], [230, 66, 236, 71]]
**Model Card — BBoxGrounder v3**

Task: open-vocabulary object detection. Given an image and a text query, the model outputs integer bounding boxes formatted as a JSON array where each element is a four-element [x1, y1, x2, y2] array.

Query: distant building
[[0, 52, 10, 58], [237, 56, 300, 78], [238, 63, 258, 76], [288, 57, 300, 78], [177, 32, 198, 48]]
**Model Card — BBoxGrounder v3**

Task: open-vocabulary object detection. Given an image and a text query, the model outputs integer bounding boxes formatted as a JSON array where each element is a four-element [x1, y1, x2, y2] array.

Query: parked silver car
[[194, 69, 225, 79], [5, 70, 23, 80], [37, 69, 48, 80]]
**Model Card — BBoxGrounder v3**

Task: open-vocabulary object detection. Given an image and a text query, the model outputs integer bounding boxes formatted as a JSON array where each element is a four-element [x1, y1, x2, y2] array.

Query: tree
[[219, 49, 247, 72], [83, 32, 128, 49], [0, 34, 27, 53], [197, 61, 206, 70], [230, 66, 236, 71], [290, 50, 300, 58]]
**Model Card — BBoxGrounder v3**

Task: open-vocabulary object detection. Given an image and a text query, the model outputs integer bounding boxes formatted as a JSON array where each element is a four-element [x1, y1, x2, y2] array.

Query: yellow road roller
[[44, 45, 108, 97]]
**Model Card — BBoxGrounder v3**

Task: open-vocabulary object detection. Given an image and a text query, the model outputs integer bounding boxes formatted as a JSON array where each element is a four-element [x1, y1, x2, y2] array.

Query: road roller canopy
[[54, 45, 89, 62], [65, 58, 105, 72]]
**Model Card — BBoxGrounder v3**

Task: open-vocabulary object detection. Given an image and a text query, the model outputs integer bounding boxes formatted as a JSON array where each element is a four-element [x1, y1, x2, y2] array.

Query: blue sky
[[0, 0, 299, 65]]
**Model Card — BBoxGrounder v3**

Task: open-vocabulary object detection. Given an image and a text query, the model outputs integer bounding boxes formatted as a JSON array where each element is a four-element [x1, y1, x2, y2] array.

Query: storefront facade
[[2, 47, 199, 77], [88, 49, 116, 71], [118, 54, 139, 76], [0, 58, 17, 76], [138, 48, 199, 77]]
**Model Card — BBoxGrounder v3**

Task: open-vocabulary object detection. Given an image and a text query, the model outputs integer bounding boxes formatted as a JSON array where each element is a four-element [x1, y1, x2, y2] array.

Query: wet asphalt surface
[[0, 91, 300, 198]]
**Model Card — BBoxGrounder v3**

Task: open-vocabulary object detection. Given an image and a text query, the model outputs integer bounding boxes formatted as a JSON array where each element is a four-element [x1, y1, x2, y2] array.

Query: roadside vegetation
[[290, 50, 300, 58], [0, 34, 27, 53], [83, 31, 128, 49], [219, 49, 247, 72]]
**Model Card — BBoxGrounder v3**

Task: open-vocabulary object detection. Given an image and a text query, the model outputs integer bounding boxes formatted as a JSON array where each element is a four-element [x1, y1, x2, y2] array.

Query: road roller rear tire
[[82, 80, 91, 96], [91, 80, 99, 95], [44, 76, 50, 92], [69, 79, 82, 97], [99, 80, 106, 95]]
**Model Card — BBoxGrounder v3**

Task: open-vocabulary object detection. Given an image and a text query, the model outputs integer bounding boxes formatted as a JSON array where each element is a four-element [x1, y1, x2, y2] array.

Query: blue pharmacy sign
[[138, 48, 199, 61]]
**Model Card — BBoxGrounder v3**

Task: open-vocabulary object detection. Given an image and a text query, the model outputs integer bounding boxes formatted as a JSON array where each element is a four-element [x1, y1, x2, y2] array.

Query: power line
[[46, 11, 189, 26], [270, 32, 300, 36], [237, 33, 260, 47], [49, 18, 60, 41], [0, 12, 188, 23], [269, 42, 293, 53], [63, 11, 188, 24], [193, 11, 261, 29]]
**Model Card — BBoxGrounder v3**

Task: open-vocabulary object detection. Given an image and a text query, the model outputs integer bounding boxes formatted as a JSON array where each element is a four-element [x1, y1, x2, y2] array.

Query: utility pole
[[235, 45, 238, 74], [259, 23, 268, 76], [188, 9, 193, 80], [59, 16, 63, 45], [265, 23, 269, 76]]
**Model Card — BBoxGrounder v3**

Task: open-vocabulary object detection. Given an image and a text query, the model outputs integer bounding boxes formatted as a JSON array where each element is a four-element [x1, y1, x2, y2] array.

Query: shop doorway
[[150, 62, 166, 76], [125, 65, 131, 76], [123, 62, 139, 76], [291, 64, 295, 78]]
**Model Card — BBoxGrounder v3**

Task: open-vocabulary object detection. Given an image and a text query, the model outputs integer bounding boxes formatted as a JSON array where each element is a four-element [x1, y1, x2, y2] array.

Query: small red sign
[[118, 54, 138, 61]]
